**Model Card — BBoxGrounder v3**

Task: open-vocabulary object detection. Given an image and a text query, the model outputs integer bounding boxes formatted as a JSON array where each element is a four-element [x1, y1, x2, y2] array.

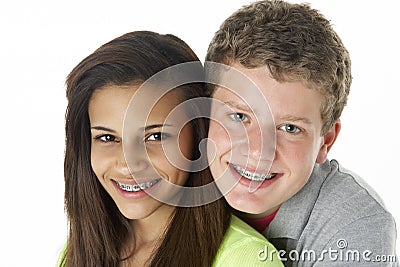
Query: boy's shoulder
[[301, 159, 393, 238], [266, 160, 398, 266], [316, 159, 386, 209], [270, 159, 391, 235], [309, 159, 389, 221]]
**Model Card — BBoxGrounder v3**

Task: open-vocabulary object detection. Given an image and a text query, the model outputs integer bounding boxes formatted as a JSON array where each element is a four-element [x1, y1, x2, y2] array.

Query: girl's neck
[[122, 204, 176, 266], [131, 204, 175, 245]]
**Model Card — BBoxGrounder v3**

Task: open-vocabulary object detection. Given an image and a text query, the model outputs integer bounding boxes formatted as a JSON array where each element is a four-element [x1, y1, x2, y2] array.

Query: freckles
[[209, 123, 230, 148], [276, 139, 309, 164]]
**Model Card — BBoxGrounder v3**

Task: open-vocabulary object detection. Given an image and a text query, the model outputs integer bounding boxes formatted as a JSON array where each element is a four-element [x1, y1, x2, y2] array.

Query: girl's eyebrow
[[91, 126, 116, 133], [91, 124, 174, 133], [142, 124, 173, 131]]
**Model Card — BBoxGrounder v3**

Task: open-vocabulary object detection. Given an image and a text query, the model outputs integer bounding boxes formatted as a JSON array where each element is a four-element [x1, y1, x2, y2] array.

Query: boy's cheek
[[208, 123, 232, 163], [209, 121, 228, 145]]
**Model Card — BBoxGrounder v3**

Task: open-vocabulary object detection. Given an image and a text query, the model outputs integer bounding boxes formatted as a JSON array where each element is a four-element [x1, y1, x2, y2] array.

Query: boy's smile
[[208, 62, 339, 217]]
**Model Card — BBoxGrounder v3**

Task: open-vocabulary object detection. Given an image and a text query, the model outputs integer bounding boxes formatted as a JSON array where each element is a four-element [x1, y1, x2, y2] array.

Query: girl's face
[[88, 84, 193, 220]]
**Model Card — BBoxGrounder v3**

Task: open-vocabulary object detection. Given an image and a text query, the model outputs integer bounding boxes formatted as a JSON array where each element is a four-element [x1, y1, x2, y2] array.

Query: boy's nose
[[239, 126, 275, 163]]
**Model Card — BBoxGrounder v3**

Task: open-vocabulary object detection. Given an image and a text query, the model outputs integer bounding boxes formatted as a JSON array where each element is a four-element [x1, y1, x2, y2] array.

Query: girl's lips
[[112, 178, 161, 200], [114, 178, 161, 192], [228, 164, 282, 190]]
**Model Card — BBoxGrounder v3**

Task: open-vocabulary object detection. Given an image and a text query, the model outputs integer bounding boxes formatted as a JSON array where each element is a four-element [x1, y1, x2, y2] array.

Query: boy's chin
[[225, 191, 275, 215]]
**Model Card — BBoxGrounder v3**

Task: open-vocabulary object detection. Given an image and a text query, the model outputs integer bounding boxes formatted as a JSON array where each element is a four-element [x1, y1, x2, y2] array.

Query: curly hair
[[206, 0, 352, 134]]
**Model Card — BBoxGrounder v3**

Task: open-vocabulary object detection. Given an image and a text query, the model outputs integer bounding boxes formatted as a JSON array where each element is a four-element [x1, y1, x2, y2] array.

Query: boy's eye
[[146, 132, 168, 141], [229, 113, 249, 122], [279, 124, 301, 134]]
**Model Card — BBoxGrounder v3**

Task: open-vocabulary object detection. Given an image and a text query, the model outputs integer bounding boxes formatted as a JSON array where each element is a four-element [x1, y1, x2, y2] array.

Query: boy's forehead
[[212, 85, 273, 123], [212, 81, 324, 126], [212, 85, 263, 109]]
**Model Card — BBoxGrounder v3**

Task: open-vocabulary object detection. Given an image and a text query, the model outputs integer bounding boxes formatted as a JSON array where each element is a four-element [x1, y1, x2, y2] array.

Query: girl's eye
[[229, 113, 249, 122], [146, 132, 168, 141], [279, 124, 301, 134], [97, 134, 117, 142]]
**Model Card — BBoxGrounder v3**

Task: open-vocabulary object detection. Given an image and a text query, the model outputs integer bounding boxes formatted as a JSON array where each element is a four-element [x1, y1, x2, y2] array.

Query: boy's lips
[[230, 163, 277, 182]]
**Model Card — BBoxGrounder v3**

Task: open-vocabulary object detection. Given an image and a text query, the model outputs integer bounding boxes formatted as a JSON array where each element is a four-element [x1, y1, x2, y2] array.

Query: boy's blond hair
[[206, 0, 352, 134]]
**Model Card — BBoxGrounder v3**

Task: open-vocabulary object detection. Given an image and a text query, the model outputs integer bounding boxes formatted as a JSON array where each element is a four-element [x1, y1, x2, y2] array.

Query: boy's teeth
[[116, 179, 161, 192], [232, 165, 276, 182]]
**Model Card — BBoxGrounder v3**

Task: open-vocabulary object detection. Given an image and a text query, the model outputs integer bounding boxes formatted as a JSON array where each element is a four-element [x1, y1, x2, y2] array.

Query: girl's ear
[[316, 120, 341, 163]]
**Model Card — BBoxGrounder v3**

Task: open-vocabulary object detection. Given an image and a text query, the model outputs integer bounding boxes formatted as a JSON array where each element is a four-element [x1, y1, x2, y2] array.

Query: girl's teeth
[[232, 165, 276, 182], [116, 179, 160, 192]]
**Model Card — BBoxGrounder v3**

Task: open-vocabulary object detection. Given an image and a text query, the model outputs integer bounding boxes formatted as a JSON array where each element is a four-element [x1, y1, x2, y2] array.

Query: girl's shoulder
[[213, 215, 284, 267]]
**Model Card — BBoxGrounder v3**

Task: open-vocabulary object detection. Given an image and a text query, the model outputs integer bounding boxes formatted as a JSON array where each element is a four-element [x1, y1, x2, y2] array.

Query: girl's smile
[[89, 84, 193, 220]]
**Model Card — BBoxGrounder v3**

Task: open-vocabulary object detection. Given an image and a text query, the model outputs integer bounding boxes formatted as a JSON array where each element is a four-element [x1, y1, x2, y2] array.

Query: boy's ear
[[316, 120, 341, 163]]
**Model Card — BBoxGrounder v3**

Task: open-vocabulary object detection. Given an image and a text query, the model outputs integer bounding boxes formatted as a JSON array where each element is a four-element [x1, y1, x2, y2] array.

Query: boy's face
[[208, 63, 339, 217]]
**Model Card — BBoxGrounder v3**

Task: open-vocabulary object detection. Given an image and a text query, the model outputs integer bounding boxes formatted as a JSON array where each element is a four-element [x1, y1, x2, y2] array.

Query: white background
[[0, 0, 399, 266]]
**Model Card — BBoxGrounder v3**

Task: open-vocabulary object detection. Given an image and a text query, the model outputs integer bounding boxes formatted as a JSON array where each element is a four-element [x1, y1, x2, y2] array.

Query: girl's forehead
[[89, 85, 188, 130]]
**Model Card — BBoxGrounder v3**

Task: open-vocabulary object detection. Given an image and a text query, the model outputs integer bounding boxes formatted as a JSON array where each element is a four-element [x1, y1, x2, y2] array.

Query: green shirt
[[212, 215, 283, 266], [57, 215, 283, 266]]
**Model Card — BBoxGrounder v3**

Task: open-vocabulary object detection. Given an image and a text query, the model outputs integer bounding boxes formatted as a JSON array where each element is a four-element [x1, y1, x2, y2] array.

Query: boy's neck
[[237, 207, 280, 233], [236, 205, 280, 220]]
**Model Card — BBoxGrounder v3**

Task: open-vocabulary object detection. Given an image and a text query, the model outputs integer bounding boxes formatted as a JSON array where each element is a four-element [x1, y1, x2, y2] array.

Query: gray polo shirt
[[264, 159, 398, 266]]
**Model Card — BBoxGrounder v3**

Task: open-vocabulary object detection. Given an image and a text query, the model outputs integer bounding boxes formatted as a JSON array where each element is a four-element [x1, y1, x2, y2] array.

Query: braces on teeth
[[232, 165, 276, 182], [116, 179, 161, 192]]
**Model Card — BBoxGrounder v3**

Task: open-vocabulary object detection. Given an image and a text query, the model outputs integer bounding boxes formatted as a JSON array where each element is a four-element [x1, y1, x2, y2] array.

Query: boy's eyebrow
[[223, 101, 253, 113], [280, 115, 312, 124], [91, 126, 116, 133]]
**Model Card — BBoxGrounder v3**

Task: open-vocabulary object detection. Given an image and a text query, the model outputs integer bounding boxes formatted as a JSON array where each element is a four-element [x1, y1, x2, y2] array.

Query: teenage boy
[[206, 1, 398, 266]]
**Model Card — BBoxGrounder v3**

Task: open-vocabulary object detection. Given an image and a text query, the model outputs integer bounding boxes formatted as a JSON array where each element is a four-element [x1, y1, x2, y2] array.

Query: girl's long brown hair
[[62, 31, 231, 266]]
